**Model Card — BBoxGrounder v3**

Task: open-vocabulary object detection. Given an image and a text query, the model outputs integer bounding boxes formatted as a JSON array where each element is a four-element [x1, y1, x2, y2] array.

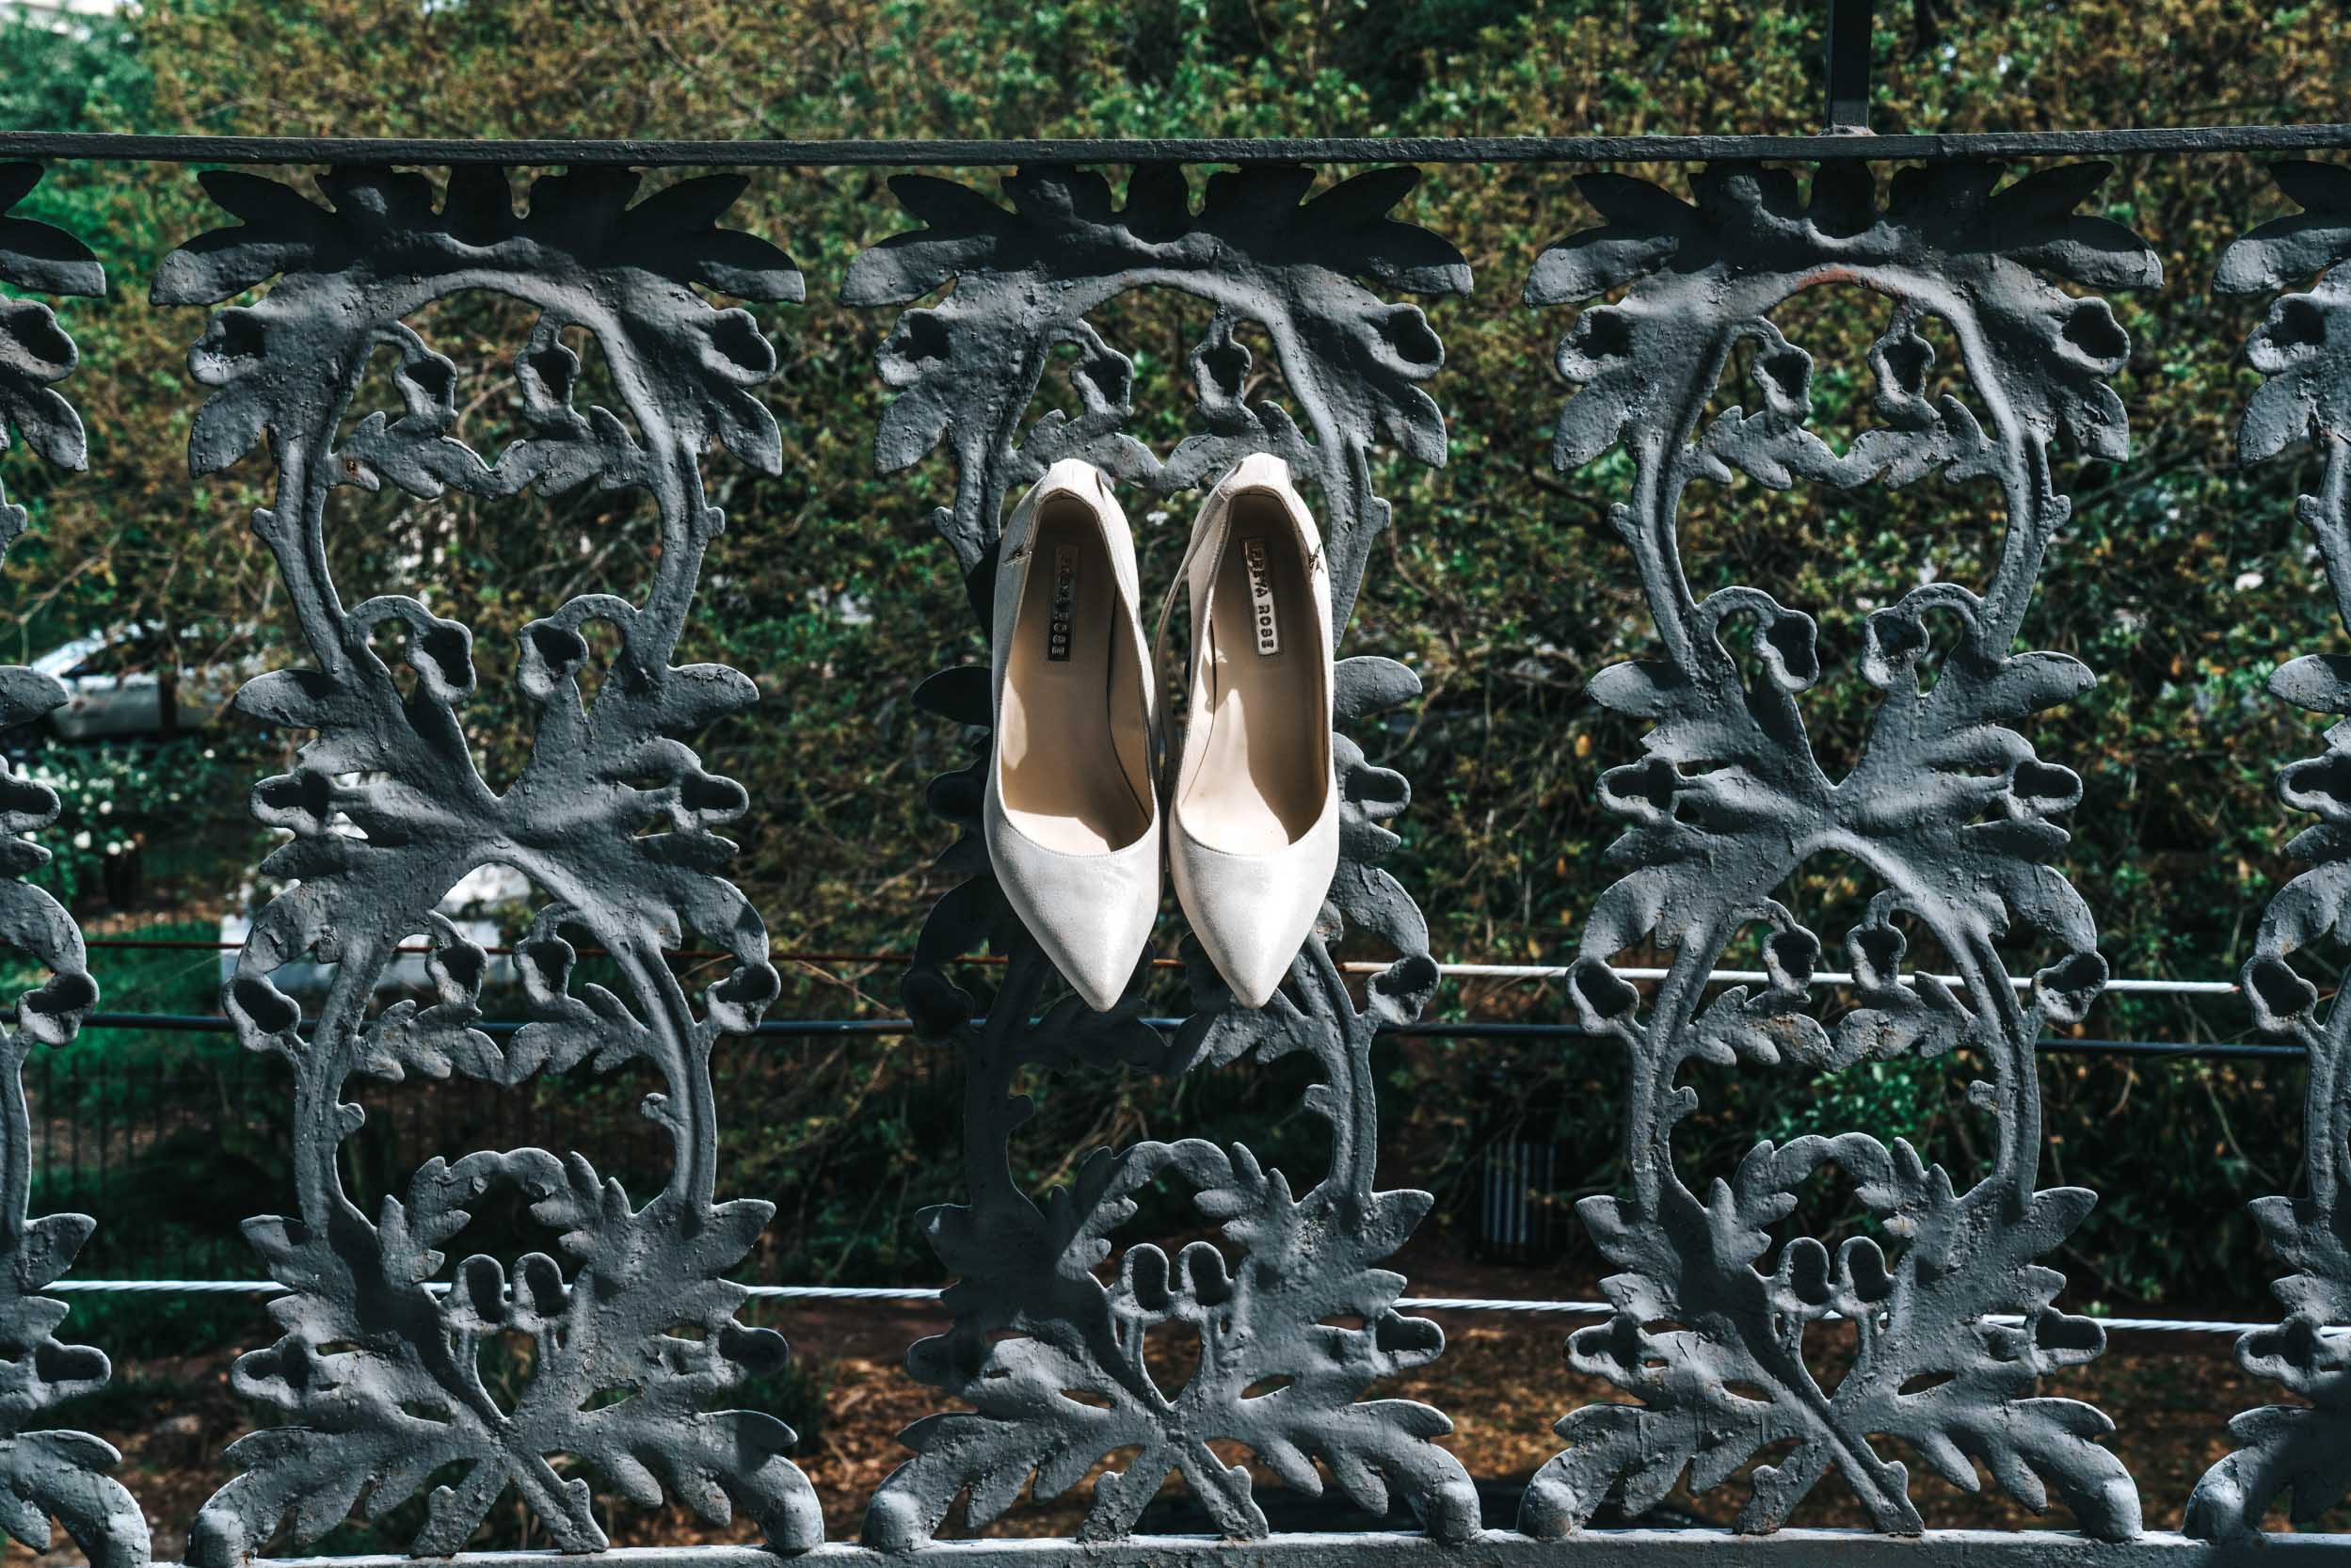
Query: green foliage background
[[2, 0, 2346, 1310]]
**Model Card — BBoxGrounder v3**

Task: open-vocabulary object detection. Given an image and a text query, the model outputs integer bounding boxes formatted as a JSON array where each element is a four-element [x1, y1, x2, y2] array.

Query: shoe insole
[[998, 499, 1154, 855], [1179, 493, 1327, 856]]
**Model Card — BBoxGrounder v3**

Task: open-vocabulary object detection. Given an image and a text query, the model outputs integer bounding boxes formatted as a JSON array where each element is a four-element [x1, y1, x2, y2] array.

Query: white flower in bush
[[25, 739, 237, 905]]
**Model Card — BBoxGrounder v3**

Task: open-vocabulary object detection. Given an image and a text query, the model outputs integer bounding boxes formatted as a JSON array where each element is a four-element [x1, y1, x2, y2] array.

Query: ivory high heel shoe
[[1159, 454, 1339, 1008], [983, 459, 1160, 1012]]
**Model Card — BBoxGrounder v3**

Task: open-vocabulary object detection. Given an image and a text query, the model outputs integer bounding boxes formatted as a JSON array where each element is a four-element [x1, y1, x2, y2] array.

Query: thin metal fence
[[0, 2, 2345, 1555]]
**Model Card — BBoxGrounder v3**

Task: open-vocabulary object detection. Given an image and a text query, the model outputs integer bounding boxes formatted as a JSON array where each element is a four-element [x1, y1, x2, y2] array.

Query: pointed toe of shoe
[[1199, 927, 1299, 1010], [984, 807, 1160, 1014], [1051, 893, 1160, 1013], [1170, 810, 1338, 1009]]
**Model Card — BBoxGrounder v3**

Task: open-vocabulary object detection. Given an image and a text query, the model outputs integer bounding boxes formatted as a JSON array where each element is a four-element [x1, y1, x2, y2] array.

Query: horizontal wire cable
[[9, 1009, 2309, 1057], [36, 1278, 2319, 1335], [74, 936, 2253, 998]]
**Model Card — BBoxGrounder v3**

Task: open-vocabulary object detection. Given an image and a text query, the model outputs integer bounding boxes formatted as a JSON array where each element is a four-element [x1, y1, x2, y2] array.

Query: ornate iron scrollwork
[[1520, 162, 2157, 1540], [846, 164, 1479, 1545], [0, 165, 147, 1568], [152, 166, 819, 1560], [2188, 159, 2351, 1539]]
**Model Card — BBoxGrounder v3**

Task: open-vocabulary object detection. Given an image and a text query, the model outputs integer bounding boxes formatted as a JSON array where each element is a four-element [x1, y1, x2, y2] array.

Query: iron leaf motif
[[0, 167, 144, 1568], [849, 166, 1477, 1545], [846, 162, 1468, 628], [1522, 162, 2155, 1541], [2188, 161, 2351, 1540], [156, 167, 818, 1560]]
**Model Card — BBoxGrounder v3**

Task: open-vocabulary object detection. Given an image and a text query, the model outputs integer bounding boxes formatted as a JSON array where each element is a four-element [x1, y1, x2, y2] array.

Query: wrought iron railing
[[2, 16, 2351, 1567]]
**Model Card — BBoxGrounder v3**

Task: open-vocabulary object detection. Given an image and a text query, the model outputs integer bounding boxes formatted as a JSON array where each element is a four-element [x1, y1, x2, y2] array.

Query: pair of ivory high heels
[[983, 453, 1337, 1011]]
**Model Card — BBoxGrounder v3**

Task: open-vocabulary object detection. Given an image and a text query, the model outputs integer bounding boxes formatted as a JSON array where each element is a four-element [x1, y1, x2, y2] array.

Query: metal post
[[148, 1059, 161, 1279], [95, 1052, 107, 1260], [68, 1053, 80, 1215], [1827, 0, 1875, 133]]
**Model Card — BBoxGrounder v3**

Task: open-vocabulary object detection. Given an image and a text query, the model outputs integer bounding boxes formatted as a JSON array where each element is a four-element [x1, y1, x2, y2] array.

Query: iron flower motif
[[1522, 162, 2156, 1541], [848, 166, 1476, 1545], [2188, 159, 2351, 1540], [155, 167, 817, 1560], [0, 166, 142, 1568]]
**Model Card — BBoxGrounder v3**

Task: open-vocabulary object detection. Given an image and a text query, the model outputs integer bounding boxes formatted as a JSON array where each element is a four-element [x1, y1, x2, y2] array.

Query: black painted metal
[[1520, 160, 2156, 1541], [0, 164, 146, 1568], [9, 125, 2351, 168], [849, 162, 1478, 1549], [2187, 160, 2351, 1540], [7, 1011, 2314, 1057], [117, 1538, 2351, 1568], [0, 79, 2333, 1568], [1825, 0, 1876, 133], [149, 166, 820, 1562]]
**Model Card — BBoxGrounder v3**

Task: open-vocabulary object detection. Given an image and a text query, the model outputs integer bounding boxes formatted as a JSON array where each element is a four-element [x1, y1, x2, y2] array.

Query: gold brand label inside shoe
[[1244, 536, 1281, 656], [1046, 545, 1077, 662]]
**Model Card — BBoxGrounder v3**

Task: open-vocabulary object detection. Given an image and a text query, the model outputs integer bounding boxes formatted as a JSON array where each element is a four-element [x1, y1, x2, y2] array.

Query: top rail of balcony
[[8, 123, 2351, 166]]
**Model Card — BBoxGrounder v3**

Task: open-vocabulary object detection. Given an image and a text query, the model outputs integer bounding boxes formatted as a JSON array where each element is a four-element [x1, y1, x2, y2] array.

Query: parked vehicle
[[29, 628, 242, 739]]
